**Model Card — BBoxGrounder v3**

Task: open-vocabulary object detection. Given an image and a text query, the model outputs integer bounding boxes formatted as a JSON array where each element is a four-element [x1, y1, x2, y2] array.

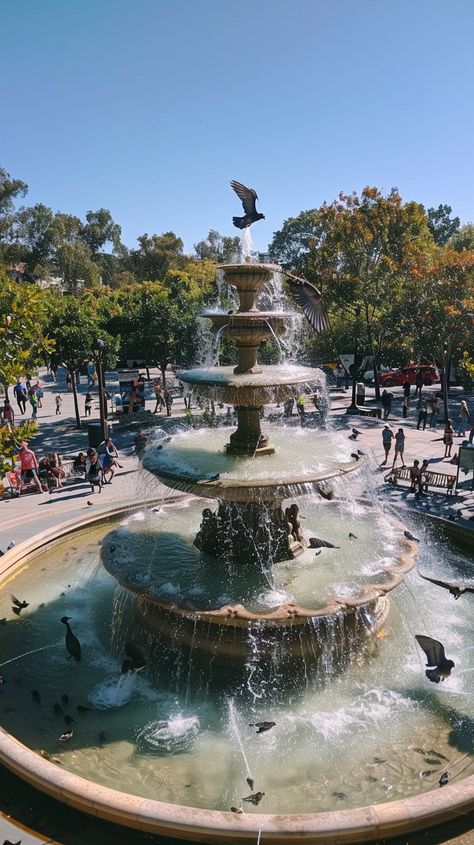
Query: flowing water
[[0, 507, 472, 815]]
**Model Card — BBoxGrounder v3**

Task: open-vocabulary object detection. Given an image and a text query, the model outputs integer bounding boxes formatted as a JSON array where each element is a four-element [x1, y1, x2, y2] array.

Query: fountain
[[0, 259, 473, 844]]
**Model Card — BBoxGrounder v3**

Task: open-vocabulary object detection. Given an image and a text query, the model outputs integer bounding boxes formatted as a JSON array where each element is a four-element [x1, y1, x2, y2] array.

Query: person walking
[[18, 441, 43, 494], [153, 382, 164, 414], [66, 372, 72, 391], [429, 397, 440, 428], [84, 392, 92, 417], [457, 400, 470, 437], [417, 399, 428, 430], [414, 369, 423, 398], [163, 388, 173, 417], [86, 361, 96, 386], [381, 425, 394, 465], [443, 419, 454, 458], [28, 387, 38, 420], [55, 394, 63, 415], [392, 428, 406, 468], [402, 379, 411, 406], [381, 389, 393, 420], [296, 395, 305, 418], [1, 399, 15, 430], [13, 379, 27, 414]]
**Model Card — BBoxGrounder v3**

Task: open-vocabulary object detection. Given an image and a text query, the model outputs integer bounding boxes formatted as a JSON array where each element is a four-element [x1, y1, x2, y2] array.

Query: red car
[[379, 364, 439, 388]]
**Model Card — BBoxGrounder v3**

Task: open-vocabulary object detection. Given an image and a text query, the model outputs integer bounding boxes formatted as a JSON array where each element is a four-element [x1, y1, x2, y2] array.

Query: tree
[[47, 296, 119, 427], [427, 204, 460, 246], [55, 242, 100, 292], [194, 229, 241, 263], [0, 166, 28, 264], [450, 223, 474, 252], [14, 203, 56, 276], [0, 272, 54, 397], [128, 232, 184, 281], [81, 209, 122, 255]]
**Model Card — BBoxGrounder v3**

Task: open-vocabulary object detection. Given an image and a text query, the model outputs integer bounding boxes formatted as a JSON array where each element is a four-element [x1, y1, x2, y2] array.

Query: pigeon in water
[[246, 776, 254, 790], [58, 729, 73, 742], [249, 721, 275, 734], [348, 428, 361, 441], [30, 690, 41, 704], [284, 273, 331, 333], [418, 573, 474, 600], [61, 617, 82, 662], [308, 537, 339, 549], [415, 635, 455, 683], [404, 531, 420, 542], [124, 642, 147, 672], [439, 771, 449, 787], [348, 532, 358, 540], [61, 694, 69, 706], [230, 806, 243, 814], [243, 791, 265, 805], [53, 703, 64, 716], [230, 180, 265, 229], [76, 704, 91, 713]]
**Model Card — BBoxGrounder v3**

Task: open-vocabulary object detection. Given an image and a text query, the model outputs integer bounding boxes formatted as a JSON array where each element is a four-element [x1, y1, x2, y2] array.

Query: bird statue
[[230, 180, 265, 229], [418, 572, 473, 600], [415, 635, 455, 683], [284, 272, 331, 333], [60, 616, 82, 662]]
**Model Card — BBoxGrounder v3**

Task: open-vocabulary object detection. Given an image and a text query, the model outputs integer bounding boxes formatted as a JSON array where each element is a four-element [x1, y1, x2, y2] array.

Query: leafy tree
[[47, 296, 119, 427], [194, 229, 241, 263], [128, 232, 184, 281], [14, 203, 56, 275], [55, 242, 100, 292], [268, 209, 323, 274], [81, 209, 122, 255], [450, 223, 474, 252], [0, 272, 54, 398], [427, 204, 460, 246], [0, 166, 28, 263]]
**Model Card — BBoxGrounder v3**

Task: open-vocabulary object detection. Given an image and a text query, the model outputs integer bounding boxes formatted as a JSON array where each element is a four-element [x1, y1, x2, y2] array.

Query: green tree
[[450, 223, 474, 252], [194, 229, 241, 263], [0, 272, 54, 397], [55, 242, 100, 292], [128, 232, 184, 281], [14, 203, 56, 276], [427, 204, 460, 246], [0, 166, 28, 264], [81, 209, 122, 255]]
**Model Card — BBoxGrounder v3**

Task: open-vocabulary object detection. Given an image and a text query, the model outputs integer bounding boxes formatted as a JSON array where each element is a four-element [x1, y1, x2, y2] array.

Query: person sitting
[[409, 460, 423, 496], [72, 451, 87, 475]]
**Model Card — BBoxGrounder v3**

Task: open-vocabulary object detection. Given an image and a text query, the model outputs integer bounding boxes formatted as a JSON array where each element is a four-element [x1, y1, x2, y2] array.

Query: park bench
[[350, 406, 382, 418], [384, 466, 456, 495]]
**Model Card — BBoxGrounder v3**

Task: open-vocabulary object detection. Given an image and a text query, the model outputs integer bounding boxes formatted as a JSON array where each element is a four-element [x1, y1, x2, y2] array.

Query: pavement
[[0, 370, 473, 844]]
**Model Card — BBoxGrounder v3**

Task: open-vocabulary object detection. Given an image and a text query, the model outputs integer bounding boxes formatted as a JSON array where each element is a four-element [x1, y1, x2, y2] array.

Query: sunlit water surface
[[0, 511, 472, 815]]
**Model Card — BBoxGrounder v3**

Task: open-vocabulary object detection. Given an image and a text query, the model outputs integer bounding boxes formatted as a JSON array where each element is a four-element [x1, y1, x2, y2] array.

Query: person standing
[[429, 397, 440, 428], [296, 395, 305, 418], [402, 379, 411, 406], [392, 428, 406, 468], [1, 399, 15, 430], [381, 425, 394, 465], [84, 391, 92, 417], [13, 379, 27, 414], [458, 400, 470, 437], [402, 397, 408, 419], [55, 394, 63, 415], [66, 372, 72, 391], [417, 399, 428, 431], [443, 419, 454, 458], [18, 441, 42, 493], [381, 389, 393, 420], [163, 388, 173, 417], [414, 370, 423, 398], [28, 387, 38, 420], [34, 381, 44, 407], [86, 361, 96, 386]]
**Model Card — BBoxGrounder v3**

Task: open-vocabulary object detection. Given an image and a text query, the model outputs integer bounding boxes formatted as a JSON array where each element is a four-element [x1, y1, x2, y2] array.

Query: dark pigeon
[[415, 635, 455, 683], [285, 272, 331, 333], [231, 180, 265, 229]]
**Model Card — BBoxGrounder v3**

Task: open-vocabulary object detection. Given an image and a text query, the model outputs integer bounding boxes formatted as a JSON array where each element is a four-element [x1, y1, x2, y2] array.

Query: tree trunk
[[1, 381, 9, 401], [70, 368, 81, 429], [145, 366, 150, 380]]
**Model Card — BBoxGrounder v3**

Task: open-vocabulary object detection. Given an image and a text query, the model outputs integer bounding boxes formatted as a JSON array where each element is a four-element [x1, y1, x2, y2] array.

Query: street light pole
[[95, 338, 107, 442]]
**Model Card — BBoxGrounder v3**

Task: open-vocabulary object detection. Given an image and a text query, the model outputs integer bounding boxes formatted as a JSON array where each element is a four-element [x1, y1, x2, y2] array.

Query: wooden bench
[[384, 466, 456, 495]]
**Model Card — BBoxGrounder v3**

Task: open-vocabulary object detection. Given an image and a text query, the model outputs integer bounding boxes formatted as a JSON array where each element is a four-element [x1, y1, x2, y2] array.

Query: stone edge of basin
[[0, 499, 473, 844]]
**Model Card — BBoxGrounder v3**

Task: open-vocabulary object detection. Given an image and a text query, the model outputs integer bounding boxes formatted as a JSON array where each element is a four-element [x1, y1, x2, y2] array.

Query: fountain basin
[[179, 364, 324, 405], [0, 502, 472, 844]]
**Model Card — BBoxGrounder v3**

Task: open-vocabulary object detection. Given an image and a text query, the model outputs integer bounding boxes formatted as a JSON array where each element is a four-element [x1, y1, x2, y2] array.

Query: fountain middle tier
[[179, 364, 324, 409]]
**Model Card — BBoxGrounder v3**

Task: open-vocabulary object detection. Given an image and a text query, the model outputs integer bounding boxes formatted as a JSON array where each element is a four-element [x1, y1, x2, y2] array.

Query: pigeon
[[61, 694, 69, 706], [230, 180, 265, 229], [53, 703, 64, 716], [2, 840, 22, 845], [351, 453, 360, 461], [124, 642, 147, 672], [61, 617, 82, 662], [58, 729, 73, 742], [230, 806, 243, 814], [308, 537, 339, 549], [439, 771, 449, 787], [30, 690, 41, 704], [249, 721, 275, 733], [418, 573, 474, 600], [64, 715, 76, 725], [404, 531, 420, 542], [348, 532, 358, 540], [284, 273, 331, 333], [76, 705, 91, 713], [246, 776, 254, 790], [243, 791, 265, 805], [415, 635, 455, 683], [11, 595, 29, 612], [348, 428, 360, 441], [87, 501, 93, 506], [0, 618, 6, 626]]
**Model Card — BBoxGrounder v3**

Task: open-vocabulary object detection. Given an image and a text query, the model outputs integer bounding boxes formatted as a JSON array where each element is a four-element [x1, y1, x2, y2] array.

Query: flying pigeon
[[404, 531, 420, 542], [418, 573, 474, 600], [230, 180, 265, 229], [285, 273, 331, 333], [415, 635, 455, 683]]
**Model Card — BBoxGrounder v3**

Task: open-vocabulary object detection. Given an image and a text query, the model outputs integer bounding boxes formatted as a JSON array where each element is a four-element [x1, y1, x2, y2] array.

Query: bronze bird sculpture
[[231, 180, 265, 229]]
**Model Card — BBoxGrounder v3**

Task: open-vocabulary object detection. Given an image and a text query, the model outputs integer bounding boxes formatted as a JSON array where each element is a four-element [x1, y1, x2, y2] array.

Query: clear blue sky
[[2, 0, 473, 254]]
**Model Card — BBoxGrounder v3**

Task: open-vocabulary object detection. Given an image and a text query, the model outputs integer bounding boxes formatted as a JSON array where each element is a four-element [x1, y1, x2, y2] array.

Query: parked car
[[379, 364, 439, 388], [363, 365, 390, 384]]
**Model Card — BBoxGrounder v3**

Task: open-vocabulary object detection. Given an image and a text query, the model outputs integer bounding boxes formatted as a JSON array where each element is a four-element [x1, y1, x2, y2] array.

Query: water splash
[[242, 227, 254, 260], [228, 698, 253, 783], [0, 642, 58, 668]]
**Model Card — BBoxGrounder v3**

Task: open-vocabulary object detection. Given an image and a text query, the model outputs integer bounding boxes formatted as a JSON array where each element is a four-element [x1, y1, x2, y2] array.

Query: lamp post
[[347, 306, 362, 414], [94, 338, 107, 442]]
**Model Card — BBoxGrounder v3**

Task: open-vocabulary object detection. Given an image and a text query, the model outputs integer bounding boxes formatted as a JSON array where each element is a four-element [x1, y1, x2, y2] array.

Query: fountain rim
[[0, 498, 473, 843]]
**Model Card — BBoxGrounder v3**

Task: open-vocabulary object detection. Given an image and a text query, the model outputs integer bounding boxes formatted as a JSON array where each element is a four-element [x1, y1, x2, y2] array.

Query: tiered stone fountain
[[103, 261, 417, 659]]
